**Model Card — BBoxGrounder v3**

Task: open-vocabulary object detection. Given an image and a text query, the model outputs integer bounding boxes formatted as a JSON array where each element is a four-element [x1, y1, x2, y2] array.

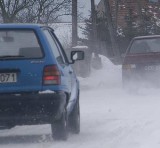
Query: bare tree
[[0, 0, 32, 23], [0, 0, 71, 23], [33, 0, 71, 24]]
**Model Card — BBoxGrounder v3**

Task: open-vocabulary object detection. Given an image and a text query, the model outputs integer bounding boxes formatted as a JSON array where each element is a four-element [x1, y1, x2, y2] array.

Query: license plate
[[0, 73, 17, 83], [144, 65, 160, 71]]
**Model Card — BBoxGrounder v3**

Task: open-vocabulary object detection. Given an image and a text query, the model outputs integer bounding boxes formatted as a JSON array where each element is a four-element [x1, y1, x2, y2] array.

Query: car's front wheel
[[51, 108, 68, 140]]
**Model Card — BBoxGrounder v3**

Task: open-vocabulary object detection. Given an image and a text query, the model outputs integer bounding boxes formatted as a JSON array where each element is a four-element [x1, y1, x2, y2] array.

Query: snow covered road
[[1, 56, 160, 148]]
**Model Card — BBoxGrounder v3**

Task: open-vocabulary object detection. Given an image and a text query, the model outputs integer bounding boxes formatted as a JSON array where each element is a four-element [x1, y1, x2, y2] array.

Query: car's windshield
[[0, 30, 43, 59], [129, 38, 160, 54]]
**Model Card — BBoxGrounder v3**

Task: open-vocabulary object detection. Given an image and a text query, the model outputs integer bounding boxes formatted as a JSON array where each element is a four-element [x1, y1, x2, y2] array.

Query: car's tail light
[[122, 64, 136, 69], [43, 65, 61, 85]]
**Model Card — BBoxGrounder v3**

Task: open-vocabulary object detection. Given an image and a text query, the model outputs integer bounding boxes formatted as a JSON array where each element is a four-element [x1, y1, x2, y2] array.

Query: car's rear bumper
[[0, 91, 66, 125], [122, 69, 160, 87]]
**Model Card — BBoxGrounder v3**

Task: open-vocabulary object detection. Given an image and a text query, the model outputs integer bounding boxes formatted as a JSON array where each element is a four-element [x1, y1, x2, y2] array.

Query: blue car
[[0, 24, 84, 140]]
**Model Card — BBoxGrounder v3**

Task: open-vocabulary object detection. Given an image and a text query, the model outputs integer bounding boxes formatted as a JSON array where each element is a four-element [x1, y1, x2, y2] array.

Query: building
[[97, 0, 160, 28]]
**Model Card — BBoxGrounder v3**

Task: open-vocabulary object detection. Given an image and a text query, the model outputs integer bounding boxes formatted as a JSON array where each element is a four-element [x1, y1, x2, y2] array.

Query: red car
[[122, 35, 160, 88]]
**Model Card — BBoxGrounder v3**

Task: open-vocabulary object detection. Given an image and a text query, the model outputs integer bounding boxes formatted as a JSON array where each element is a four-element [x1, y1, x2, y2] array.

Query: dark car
[[0, 24, 84, 140], [122, 35, 160, 88]]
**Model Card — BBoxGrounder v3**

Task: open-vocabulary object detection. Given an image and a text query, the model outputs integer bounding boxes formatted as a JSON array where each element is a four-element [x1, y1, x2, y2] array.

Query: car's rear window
[[0, 30, 43, 59], [129, 37, 160, 54]]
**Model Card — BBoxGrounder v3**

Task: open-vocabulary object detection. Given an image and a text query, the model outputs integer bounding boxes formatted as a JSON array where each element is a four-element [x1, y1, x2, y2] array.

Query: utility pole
[[91, 0, 97, 42], [91, 0, 98, 54], [103, 0, 121, 63], [115, 0, 119, 31], [72, 0, 78, 47], [91, 0, 102, 69], [137, 0, 143, 24]]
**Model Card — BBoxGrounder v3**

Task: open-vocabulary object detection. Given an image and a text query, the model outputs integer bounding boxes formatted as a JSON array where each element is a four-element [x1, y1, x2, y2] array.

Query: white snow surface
[[1, 55, 160, 147]]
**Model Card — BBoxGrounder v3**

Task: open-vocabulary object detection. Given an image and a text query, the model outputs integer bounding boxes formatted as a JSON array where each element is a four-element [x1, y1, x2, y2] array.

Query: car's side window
[[43, 29, 64, 65], [49, 30, 69, 64]]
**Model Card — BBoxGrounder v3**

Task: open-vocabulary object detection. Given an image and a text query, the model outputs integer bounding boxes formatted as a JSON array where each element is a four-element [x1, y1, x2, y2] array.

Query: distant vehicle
[[0, 24, 84, 140], [72, 45, 91, 78], [122, 35, 160, 87]]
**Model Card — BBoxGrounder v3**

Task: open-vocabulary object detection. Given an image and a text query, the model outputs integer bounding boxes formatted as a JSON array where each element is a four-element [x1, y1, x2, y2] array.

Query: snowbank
[[79, 55, 122, 90]]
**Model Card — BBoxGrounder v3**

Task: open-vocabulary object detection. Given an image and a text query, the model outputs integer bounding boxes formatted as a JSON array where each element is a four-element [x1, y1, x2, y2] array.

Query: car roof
[[0, 23, 48, 29], [133, 35, 160, 40]]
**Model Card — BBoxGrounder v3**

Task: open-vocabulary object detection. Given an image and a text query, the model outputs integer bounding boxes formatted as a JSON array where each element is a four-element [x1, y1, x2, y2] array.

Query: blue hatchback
[[0, 24, 84, 140]]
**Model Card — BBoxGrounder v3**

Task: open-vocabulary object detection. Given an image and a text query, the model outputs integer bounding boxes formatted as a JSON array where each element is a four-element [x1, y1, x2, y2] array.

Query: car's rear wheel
[[51, 108, 68, 140], [69, 99, 80, 134]]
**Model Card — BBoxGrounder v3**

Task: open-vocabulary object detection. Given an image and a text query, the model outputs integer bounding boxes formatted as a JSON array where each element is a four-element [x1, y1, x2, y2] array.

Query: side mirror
[[70, 51, 84, 64]]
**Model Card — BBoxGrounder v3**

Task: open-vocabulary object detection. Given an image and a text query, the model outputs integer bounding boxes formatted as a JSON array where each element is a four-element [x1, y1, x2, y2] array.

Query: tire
[[51, 108, 68, 141], [69, 99, 80, 134]]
